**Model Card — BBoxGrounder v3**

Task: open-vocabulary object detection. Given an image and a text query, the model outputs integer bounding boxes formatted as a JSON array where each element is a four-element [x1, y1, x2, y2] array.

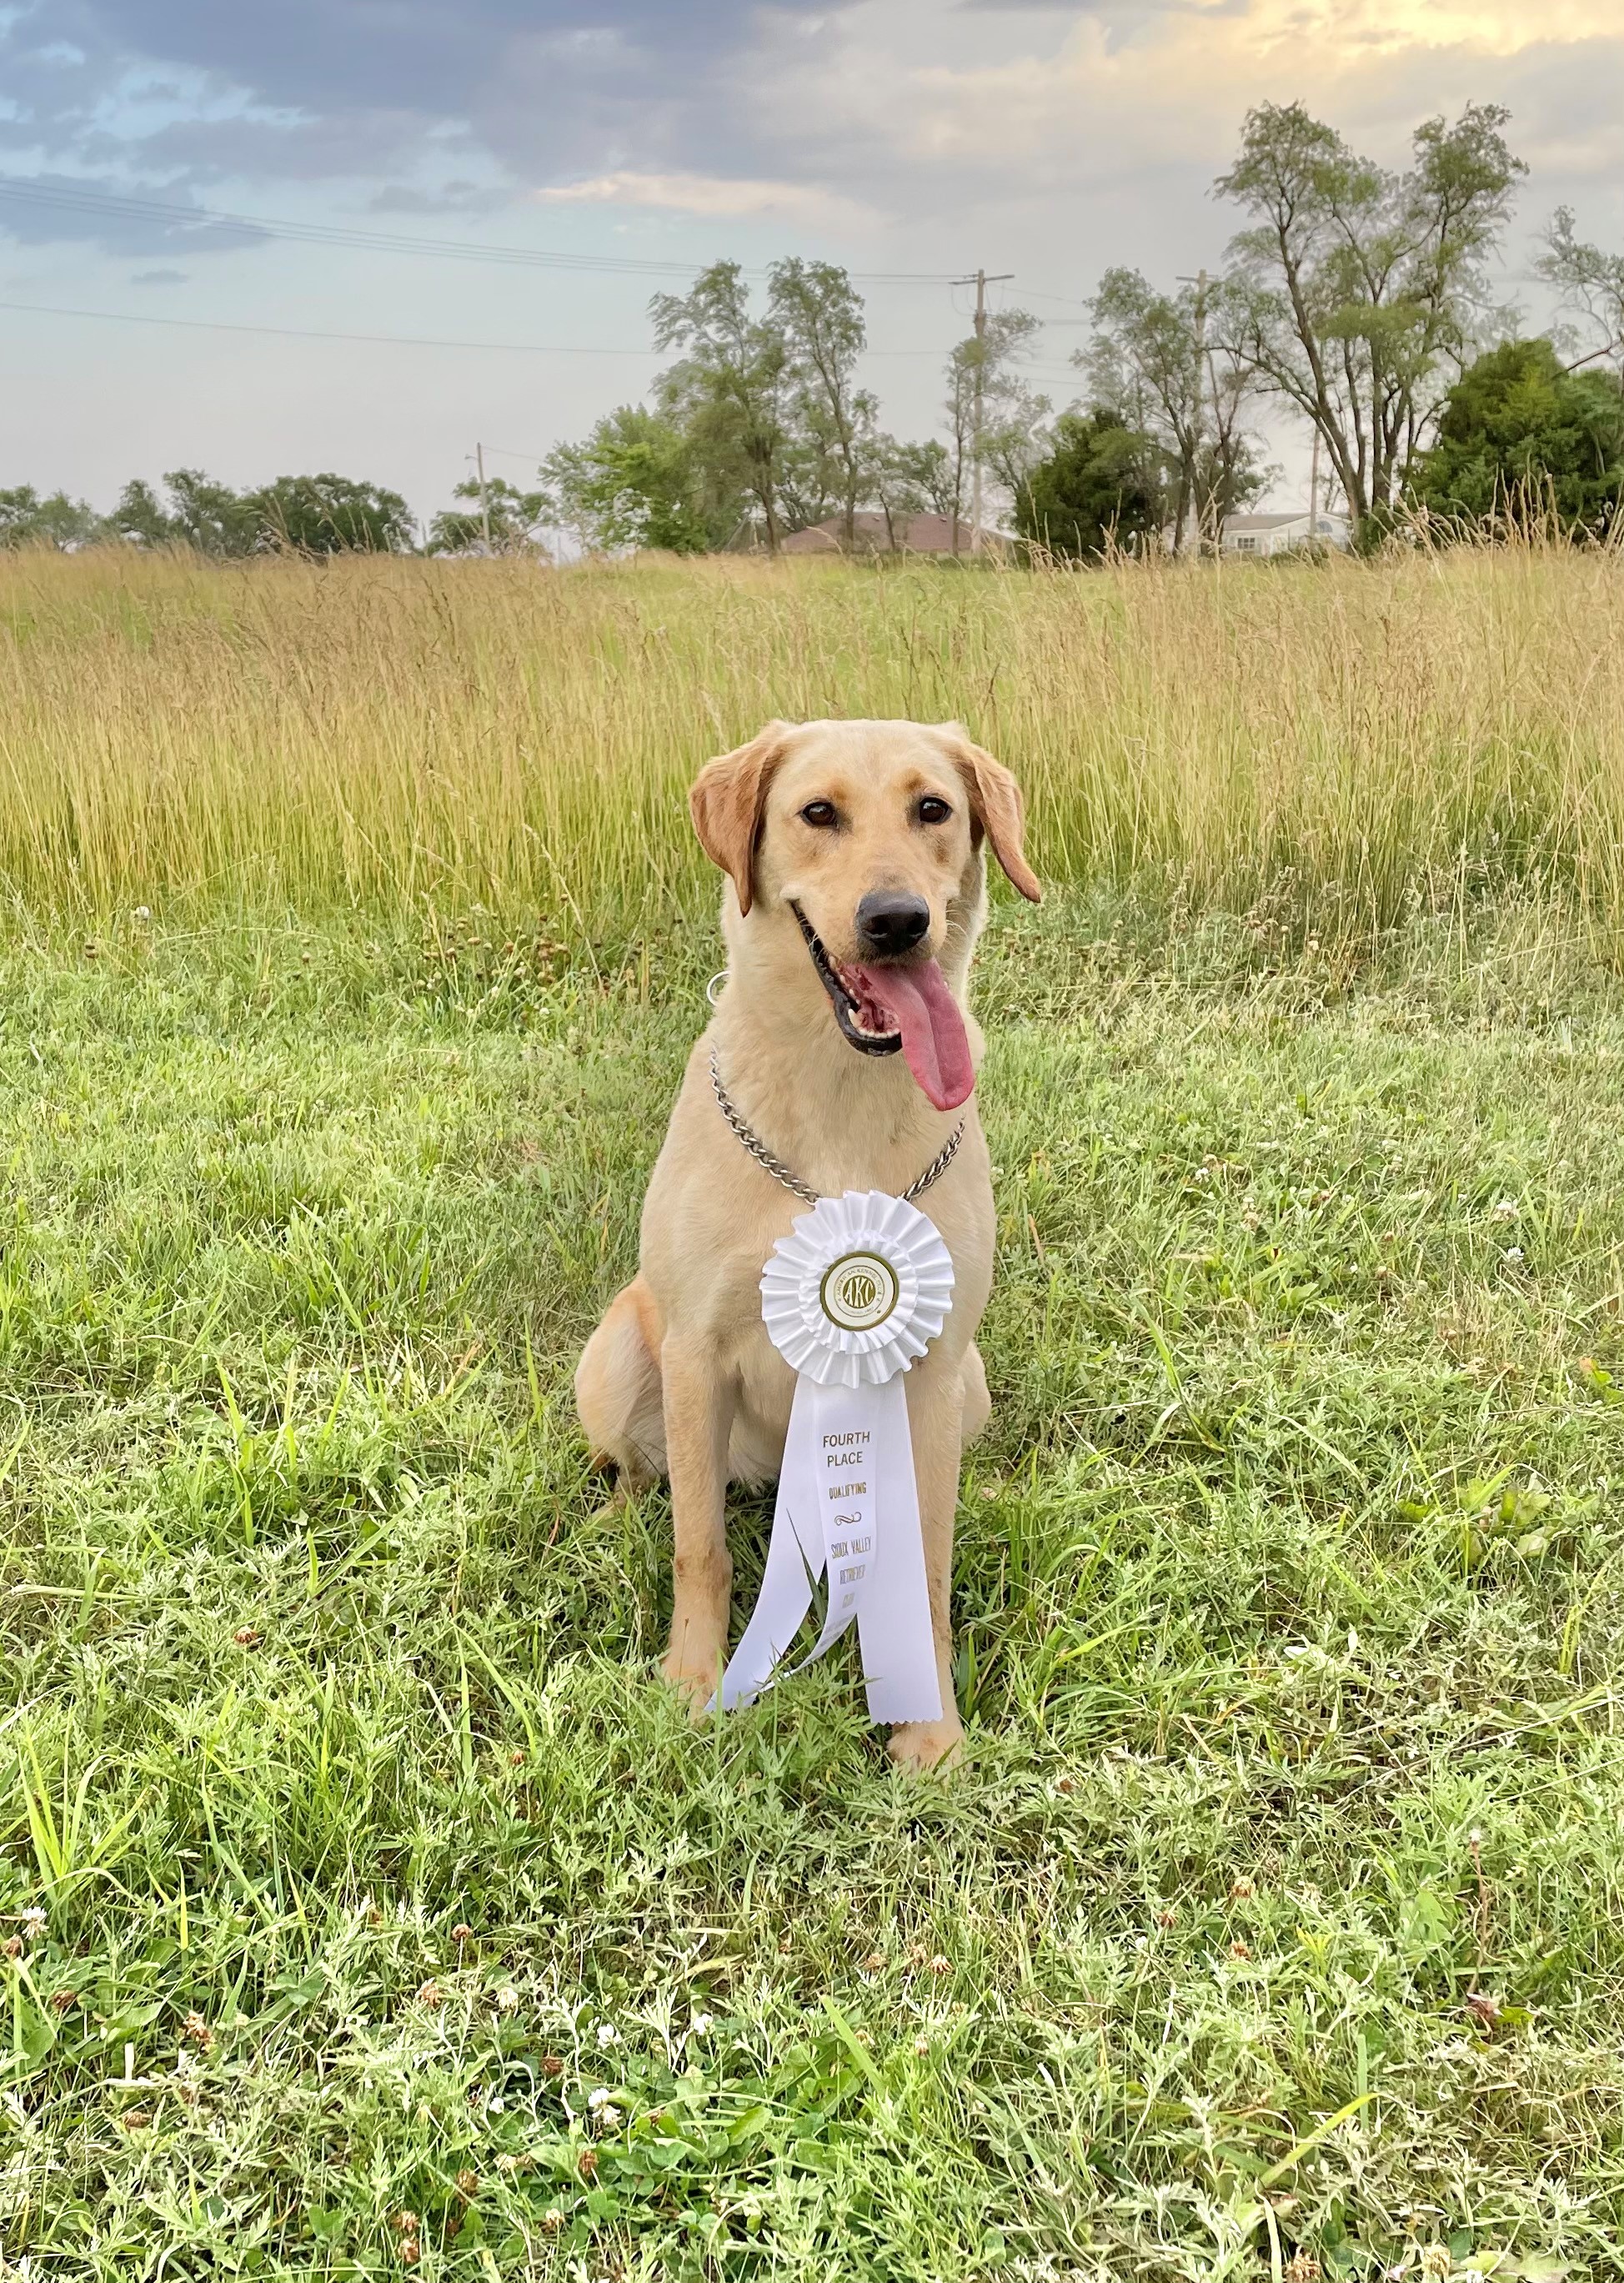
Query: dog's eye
[[799, 800, 839, 829], [918, 795, 953, 825]]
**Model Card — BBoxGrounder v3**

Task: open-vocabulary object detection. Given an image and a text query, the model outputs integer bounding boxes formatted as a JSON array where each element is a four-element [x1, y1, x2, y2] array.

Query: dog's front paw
[[887, 1717, 964, 1774], [660, 1638, 726, 1718]]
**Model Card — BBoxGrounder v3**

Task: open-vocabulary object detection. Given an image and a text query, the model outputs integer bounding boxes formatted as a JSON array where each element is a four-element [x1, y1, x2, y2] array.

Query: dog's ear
[[689, 722, 792, 917], [937, 724, 1041, 903]]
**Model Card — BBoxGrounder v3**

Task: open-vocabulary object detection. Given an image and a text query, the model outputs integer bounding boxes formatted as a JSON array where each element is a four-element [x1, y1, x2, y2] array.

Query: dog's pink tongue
[[850, 958, 975, 1111]]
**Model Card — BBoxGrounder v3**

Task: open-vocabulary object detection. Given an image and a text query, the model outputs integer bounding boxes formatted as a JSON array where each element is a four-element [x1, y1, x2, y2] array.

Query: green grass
[[3, 891, 1622, 2280]]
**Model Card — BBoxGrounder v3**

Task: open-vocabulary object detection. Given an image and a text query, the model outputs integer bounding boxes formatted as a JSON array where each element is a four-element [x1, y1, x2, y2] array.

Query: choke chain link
[[709, 1048, 964, 1208]]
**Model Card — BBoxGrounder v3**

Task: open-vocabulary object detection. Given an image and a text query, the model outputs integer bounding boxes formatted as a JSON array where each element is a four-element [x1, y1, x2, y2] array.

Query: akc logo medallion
[[819, 1250, 900, 1332]]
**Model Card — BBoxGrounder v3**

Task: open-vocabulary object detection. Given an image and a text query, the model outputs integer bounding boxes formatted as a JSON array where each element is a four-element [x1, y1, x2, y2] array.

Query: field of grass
[[3, 550, 1623, 2280], [4, 543, 1624, 946]]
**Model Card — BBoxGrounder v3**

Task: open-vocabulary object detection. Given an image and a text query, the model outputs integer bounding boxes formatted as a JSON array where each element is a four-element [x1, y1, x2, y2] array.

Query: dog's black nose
[[855, 891, 930, 958]]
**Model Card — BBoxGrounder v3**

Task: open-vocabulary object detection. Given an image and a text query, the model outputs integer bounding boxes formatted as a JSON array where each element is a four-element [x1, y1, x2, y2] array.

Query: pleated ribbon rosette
[[713, 1189, 954, 1724]]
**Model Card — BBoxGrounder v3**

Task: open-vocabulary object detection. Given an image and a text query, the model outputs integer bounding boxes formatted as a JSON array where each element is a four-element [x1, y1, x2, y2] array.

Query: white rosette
[[714, 1190, 952, 1726], [760, 1190, 955, 1388]]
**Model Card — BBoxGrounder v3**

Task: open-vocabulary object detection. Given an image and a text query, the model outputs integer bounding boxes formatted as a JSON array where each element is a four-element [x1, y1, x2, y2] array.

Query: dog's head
[[689, 718, 1039, 1111]]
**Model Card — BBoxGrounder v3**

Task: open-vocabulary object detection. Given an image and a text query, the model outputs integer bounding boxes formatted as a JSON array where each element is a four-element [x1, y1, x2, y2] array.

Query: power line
[[0, 297, 658, 354], [0, 296, 982, 361], [0, 178, 692, 278], [1, 176, 1562, 319], [478, 442, 554, 464], [0, 175, 960, 286]]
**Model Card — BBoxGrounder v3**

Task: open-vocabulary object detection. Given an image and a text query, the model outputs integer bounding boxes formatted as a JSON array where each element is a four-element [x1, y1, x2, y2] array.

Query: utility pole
[[953, 268, 1014, 555], [474, 440, 492, 554], [1176, 268, 1210, 555]]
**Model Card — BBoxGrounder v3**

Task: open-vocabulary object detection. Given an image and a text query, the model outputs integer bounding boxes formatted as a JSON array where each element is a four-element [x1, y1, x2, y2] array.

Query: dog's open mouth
[[791, 902, 975, 1112]]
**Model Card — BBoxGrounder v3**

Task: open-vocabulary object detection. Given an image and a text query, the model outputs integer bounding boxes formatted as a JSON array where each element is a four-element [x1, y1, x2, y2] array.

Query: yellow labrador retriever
[[575, 718, 1039, 1768]]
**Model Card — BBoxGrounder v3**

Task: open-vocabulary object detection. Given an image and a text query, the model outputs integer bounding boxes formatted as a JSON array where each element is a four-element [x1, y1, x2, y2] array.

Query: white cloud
[[744, 0, 1624, 194], [533, 168, 878, 230], [1287, 0, 1624, 59]]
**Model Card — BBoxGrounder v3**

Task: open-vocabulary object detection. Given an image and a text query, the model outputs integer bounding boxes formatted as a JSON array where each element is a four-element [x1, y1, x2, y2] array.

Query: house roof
[[1223, 509, 1349, 533], [1223, 511, 1313, 532], [780, 511, 987, 554]]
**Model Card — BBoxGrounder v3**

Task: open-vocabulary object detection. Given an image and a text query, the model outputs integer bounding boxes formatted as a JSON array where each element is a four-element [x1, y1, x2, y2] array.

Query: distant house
[[1221, 509, 1351, 557], [780, 511, 994, 556]]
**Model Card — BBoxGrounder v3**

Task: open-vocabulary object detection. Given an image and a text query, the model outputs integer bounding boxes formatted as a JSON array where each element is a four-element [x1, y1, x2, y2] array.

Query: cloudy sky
[[3, 0, 1622, 526]]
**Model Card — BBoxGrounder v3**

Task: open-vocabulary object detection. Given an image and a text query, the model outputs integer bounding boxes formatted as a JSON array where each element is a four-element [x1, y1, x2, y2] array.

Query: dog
[[574, 717, 1040, 1768]]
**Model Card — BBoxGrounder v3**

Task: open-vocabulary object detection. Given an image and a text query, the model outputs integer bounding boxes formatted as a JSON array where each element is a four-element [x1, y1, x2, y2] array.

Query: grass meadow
[[2, 546, 1623, 2280]]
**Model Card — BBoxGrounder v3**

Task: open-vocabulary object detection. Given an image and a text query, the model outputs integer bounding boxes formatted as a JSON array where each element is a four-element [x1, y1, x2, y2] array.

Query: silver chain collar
[[709, 1047, 965, 1209]]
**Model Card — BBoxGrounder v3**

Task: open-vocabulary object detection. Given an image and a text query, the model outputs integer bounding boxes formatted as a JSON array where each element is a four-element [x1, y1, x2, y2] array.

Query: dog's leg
[[888, 1365, 967, 1773], [960, 1342, 990, 1448], [659, 1335, 735, 1712], [574, 1279, 665, 1489]]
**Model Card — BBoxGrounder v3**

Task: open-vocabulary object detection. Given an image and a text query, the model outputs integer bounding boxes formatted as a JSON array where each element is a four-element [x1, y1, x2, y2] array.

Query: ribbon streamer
[[714, 1190, 953, 1725]]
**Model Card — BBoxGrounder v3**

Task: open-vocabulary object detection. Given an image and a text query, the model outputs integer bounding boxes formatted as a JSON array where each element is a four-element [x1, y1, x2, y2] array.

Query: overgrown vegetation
[[4, 546, 1624, 943]]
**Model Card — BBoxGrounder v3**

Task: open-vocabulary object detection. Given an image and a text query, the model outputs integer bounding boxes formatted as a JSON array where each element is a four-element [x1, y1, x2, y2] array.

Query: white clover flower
[[1492, 1197, 1518, 1219], [1503, 1246, 1524, 1263], [594, 2022, 620, 2050], [688, 2012, 714, 2037]]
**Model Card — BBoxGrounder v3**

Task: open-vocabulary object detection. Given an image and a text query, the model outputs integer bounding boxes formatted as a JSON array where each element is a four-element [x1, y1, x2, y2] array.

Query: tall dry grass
[[2, 542, 1622, 943]]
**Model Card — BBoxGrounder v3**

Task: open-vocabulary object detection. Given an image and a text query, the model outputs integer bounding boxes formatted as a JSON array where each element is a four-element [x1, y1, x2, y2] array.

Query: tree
[[1406, 336, 1624, 535], [1013, 410, 1164, 560], [107, 469, 262, 556], [767, 258, 875, 546], [108, 471, 258, 554], [1085, 268, 1267, 551], [1194, 421, 1273, 538], [427, 475, 552, 556], [865, 436, 955, 549], [980, 378, 1054, 515], [542, 406, 715, 554], [1215, 101, 1525, 534], [774, 424, 842, 539], [0, 486, 101, 549], [154, 469, 263, 555], [1537, 209, 1624, 381], [942, 307, 1045, 548], [1199, 290, 1276, 533], [250, 474, 414, 554], [108, 478, 178, 549], [650, 262, 791, 552]]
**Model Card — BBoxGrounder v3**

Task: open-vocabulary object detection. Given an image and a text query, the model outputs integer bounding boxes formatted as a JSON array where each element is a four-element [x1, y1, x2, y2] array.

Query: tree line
[[0, 468, 418, 557], [6, 100, 1623, 563]]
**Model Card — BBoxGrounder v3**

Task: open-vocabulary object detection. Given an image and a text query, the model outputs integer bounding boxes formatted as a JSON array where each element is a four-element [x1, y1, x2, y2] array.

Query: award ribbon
[[714, 1189, 954, 1725]]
